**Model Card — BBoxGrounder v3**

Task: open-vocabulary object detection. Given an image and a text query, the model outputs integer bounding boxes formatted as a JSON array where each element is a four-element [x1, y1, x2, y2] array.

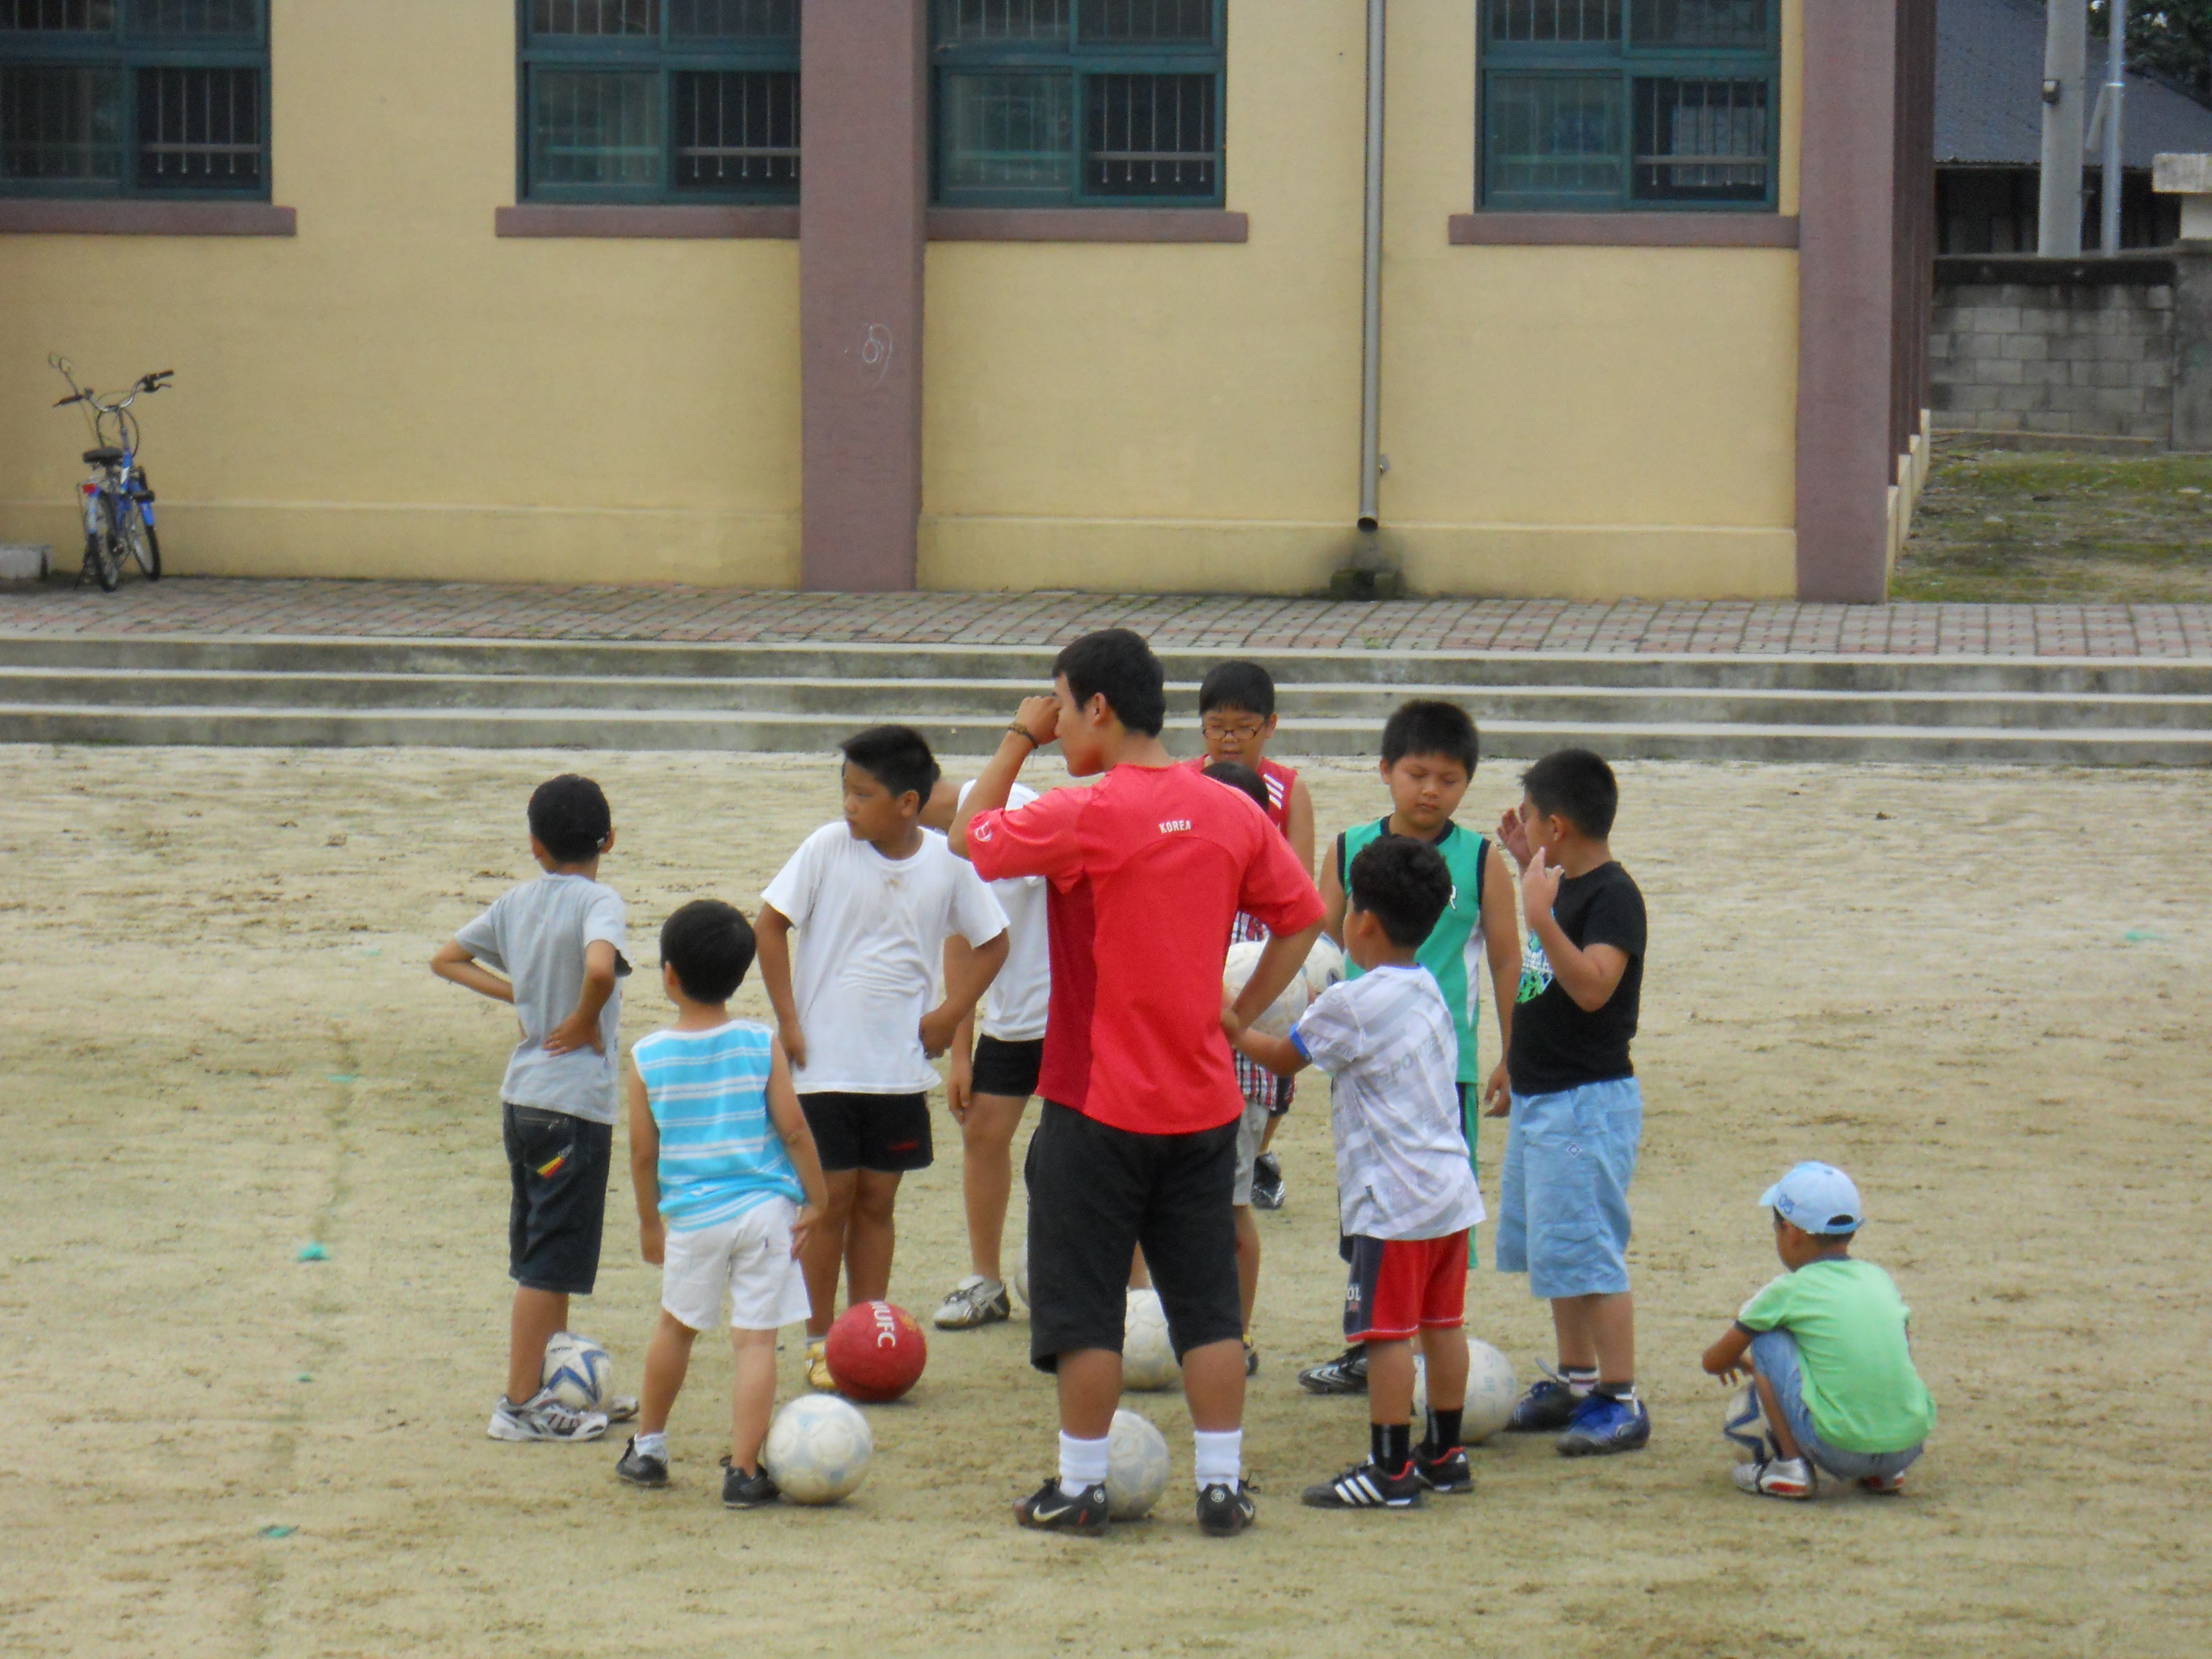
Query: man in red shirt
[[952, 629, 1322, 1537]]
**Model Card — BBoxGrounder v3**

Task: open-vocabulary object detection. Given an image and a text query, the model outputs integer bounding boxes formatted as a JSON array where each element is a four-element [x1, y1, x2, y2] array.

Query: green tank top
[[1335, 817, 1488, 1084]]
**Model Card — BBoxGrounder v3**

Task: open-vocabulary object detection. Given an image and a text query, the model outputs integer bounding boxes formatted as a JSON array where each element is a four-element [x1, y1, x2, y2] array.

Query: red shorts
[[1343, 1232, 1469, 1342]]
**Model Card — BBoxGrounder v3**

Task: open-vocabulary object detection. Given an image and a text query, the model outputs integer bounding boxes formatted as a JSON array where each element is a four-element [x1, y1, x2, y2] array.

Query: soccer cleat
[[1503, 1373, 1583, 1433], [488, 1389, 609, 1443], [1296, 1345, 1369, 1396], [1556, 1393, 1652, 1457], [1249, 1152, 1286, 1211], [1244, 1340, 1260, 1377], [1301, 1460, 1423, 1510], [805, 1338, 835, 1392], [1857, 1472, 1907, 1495], [1197, 1480, 1258, 1535], [933, 1275, 1012, 1331], [614, 1436, 668, 1488], [1414, 1444, 1473, 1494], [1013, 1477, 1109, 1535], [603, 1395, 639, 1425], [1733, 1455, 1814, 1500], [720, 1456, 781, 1508]]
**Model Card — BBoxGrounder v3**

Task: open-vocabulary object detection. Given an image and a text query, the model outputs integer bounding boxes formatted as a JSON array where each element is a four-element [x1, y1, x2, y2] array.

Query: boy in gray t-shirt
[[433, 774, 632, 1443]]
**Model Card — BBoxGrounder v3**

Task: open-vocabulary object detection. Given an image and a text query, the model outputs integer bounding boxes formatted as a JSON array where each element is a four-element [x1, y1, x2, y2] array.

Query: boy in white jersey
[[757, 726, 1010, 1389], [1234, 836, 1485, 1509], [617, 900, 827, 1506]]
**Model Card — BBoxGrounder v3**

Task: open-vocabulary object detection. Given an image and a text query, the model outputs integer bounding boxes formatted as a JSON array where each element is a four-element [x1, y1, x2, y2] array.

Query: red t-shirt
[[969, 764, 1323, 1136], [1183, 753, 1297, 835]]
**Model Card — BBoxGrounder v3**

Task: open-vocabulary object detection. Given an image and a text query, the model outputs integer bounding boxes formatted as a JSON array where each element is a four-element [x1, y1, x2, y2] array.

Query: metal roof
[[1938, 0, 2212, 166]]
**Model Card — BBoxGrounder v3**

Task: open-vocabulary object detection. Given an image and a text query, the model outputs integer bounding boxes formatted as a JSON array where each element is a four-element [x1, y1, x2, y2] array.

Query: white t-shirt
[[453, 873, 628, 1124], [958, 779, 1051, 1042], [761, 822, 1009, 1094], [1292, 963, 1485, 1242]]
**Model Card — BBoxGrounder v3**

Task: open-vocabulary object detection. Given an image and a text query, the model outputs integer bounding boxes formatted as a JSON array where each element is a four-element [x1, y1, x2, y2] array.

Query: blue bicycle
[[50, 354, 169, 592]]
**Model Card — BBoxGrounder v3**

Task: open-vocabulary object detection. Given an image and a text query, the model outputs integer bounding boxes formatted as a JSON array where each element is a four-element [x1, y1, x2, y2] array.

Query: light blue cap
[[1760, 1161, 1864, 1235]]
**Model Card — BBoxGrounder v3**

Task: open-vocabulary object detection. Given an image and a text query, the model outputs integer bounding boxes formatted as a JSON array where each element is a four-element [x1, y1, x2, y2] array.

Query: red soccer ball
[[825, 1300, 928, 1403]]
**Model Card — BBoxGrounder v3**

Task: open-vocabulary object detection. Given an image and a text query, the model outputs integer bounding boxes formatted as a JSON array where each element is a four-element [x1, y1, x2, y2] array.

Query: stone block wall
[[1930, 255, 2177, 445]]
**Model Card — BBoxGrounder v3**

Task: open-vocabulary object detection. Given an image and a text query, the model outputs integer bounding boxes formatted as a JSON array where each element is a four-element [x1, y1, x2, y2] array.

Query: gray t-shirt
[[454, 873, 628, 1124]]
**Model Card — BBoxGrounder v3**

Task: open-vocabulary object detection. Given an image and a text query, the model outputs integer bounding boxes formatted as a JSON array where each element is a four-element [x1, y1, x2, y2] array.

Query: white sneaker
[[1731, 1455, 1814, 1500], [488, 1389, 609, 1443], [933, 1275, 1012, 1329]]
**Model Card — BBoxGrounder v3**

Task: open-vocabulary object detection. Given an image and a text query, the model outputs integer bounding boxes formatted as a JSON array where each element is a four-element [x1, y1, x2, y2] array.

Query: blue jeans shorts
[[1739, 1329, 1925, 1483], [1494, 1077, 1641, 1299]]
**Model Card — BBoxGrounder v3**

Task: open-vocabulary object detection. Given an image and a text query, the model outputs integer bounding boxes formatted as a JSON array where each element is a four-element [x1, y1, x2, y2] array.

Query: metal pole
[[2101, 0, 2128, 253], [2039, 0, 2087, 255], [1357, 0, 1385, 531]]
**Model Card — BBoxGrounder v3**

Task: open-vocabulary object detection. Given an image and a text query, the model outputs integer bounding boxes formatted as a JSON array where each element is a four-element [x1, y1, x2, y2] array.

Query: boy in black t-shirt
[[1487, 749, 1651, 1457]]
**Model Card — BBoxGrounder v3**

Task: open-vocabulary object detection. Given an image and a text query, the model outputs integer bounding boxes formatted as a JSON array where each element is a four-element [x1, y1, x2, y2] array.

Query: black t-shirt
[[1507, 861, 1645, 1095]]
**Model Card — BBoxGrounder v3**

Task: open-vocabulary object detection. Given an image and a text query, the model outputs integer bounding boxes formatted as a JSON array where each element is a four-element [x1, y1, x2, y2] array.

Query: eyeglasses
[[1202, 718, 1267, 741]]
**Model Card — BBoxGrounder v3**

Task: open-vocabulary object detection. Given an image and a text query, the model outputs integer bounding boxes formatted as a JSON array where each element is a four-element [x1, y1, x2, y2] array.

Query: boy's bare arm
[[922, 931, 1009, 1057], [1520, 851, 1629, 1013], [1481, 841, 1521, 1116], [627, 1065, 665, 1265], [752, 905, 806, 1069], [951, 695, 1056, 859], [765, 1040, 828, 1256], [1702, 1324, 1753, 1382], [431, 940, 515, 1004], [1318, 846, 1348, 946], [942, 936, 979, 1121], [544, 938, 618, 1055], [1285, 776, 1316, 878], [1229, 1022, 1310, 1079]]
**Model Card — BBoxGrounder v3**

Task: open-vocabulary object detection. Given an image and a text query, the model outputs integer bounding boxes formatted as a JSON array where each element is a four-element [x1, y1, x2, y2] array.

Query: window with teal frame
[[518, 0, 799, 203], [1, 1, 268, 198], [931, 0, 1224, 208], [1479, 0, 1777, 212]]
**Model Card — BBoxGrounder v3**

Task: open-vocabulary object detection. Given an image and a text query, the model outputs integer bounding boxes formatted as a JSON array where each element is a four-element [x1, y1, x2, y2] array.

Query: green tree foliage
[[2096, 1, 2212, 103]]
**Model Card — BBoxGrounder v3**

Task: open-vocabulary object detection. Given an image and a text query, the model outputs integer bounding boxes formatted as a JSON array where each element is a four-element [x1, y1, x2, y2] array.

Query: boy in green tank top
[[1298, 701, 1520, 1397]]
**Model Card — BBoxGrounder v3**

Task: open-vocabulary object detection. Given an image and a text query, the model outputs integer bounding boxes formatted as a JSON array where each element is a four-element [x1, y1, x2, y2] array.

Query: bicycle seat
[[82, 447, 124, 465]]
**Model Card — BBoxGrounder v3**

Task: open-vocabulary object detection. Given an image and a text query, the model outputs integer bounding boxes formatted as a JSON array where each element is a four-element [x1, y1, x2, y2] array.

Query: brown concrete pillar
[[800, 2, 928, 592], [1795, 0, 1900, 603]]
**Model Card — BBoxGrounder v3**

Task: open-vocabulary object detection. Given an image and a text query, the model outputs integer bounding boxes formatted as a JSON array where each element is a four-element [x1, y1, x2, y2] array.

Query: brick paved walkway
[[2, 577, 2209, 656]]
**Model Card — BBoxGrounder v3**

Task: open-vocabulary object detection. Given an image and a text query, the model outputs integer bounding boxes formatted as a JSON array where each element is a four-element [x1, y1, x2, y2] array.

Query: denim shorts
[[1750, 1329, 1924, 1483], [1494, 1077, 1641, 1299]]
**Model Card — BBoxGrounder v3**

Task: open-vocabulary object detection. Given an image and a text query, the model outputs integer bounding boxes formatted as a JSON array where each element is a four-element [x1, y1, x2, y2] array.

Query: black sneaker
[[1503, 1376, 1583, 1433], [1244, 1340, 1259, 1378], [614, 1436, 668, 1488], [1197, 1480, 1257, 1535], [1414, 1444, 1473, 1494], [1296, 1345, 1368, 1396], [719, 1456, 780, 1508], [1301, 1460, 1422, 1510], [1014, 1477, 1109, 1535], [1249, 1152, 1285, 1211]]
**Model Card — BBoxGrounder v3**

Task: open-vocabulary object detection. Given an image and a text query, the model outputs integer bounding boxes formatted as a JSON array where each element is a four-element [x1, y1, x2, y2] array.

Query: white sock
[[1192, 1428, 1243, 1491], [634, 1431, 667, 1460], [1058, 1432, 1110, 1491]]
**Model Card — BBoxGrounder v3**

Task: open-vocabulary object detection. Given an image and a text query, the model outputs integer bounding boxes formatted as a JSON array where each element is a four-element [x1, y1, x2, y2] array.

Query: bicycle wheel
[[83, 494, 119, 593], [121, 508, 161, 581]]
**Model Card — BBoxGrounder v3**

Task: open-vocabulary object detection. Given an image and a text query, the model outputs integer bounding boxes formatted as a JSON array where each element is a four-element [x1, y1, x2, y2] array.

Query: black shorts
[[969, 1035, 1044, 1100], [800, 1091, 933, 1173], [503, 1103, 613, 1296], [1022, 1099, 1243, 1374]]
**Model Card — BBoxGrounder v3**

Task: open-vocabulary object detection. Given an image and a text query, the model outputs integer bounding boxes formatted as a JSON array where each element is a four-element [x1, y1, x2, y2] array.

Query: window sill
[[495, 204, 799, 239], [1449, 212, 1798, 248], [927, 208, 1248, 243], [0, 199, 295, 236]]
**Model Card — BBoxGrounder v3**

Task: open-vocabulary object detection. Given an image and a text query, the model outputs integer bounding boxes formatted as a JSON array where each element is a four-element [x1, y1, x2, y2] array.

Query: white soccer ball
[[1300, 935, 1347, 998], [1011, 1233, 1029, 1308], [763, 1393, 874, 1505], [1121, 1289, 1180, 1391], [1223, 940, 1310, 1039], [1105, 1408, 1171, 1521], [1412, 1336, 1519, 1444], [541, 1332, 613, 1411]]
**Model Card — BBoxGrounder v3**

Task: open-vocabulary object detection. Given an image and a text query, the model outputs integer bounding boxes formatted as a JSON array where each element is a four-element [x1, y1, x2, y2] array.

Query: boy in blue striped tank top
[[617, 900, 828, 1507]]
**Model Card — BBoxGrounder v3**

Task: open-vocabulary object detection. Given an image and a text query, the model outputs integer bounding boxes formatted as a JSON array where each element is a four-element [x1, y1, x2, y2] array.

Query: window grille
[[1478, 0, 1775, 212], [0, 0, 266, 197], [519, 0, 797, 202], [931, 0, 1224, 208]]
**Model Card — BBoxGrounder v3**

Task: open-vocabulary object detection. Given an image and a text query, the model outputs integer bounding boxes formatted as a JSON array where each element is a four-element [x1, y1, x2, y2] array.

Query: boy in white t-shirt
[[756, 727, 1010, 1390], [921, 777, 1051, 1331], [1233, 835, 1485, 1510]]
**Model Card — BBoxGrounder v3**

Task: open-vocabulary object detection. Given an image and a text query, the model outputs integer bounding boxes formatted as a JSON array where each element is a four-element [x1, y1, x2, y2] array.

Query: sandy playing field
[[1, 743, 2205, 1658]]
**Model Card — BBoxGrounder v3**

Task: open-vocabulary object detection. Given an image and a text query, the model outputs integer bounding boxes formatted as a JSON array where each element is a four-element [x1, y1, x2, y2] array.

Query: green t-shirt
[[1337, 817, 1488, 1086], [1738, 1258, 1936, 1455]]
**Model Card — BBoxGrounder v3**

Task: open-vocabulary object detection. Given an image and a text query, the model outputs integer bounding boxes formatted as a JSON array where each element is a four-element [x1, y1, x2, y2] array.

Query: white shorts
[[1232, 1095, 1272, 1206], [661, 1198, 814, 1333]]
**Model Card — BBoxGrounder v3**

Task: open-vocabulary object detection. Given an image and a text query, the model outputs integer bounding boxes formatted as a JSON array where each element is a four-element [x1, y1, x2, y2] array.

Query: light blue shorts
[[1744, 1329, 1924, 1483], [1494, 1077, 1641, 1300]]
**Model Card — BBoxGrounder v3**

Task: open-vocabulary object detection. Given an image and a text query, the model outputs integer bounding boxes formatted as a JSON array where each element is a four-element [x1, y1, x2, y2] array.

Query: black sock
[[1425, 1407, 1463, 1452], [1597, 1379, 1637, 1402], [1371, 1422, 1412, 1473]]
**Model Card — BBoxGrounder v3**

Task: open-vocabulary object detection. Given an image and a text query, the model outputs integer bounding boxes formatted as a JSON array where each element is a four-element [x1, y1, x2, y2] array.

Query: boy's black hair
[[1202, 760, 1270, 812], [528, 774, 612, 863], [1052, 628, 1166, 737], [839, 724, 942, 806], [1380, 699, 1479, 773], [1522, 747, 1619, 839], [660, 899, 757, 1003], [1198, 660, 1276, 721], [1346, 835, 1453, 950]]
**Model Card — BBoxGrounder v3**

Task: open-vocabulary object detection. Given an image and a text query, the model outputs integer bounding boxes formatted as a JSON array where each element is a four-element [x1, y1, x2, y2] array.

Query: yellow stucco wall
[[0, 1, 801, 586]]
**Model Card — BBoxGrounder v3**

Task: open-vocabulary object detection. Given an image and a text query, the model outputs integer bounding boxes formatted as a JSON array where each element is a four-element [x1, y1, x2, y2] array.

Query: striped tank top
[[632, 1020, 802, 1232]]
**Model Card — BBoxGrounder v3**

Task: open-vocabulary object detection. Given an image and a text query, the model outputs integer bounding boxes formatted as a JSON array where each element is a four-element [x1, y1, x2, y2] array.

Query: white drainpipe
[[1358, 0, 1386, 531]]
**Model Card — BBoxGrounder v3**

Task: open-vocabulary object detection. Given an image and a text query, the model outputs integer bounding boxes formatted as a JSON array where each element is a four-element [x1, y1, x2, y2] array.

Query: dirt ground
[[1, 745, 2205, 1658]]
